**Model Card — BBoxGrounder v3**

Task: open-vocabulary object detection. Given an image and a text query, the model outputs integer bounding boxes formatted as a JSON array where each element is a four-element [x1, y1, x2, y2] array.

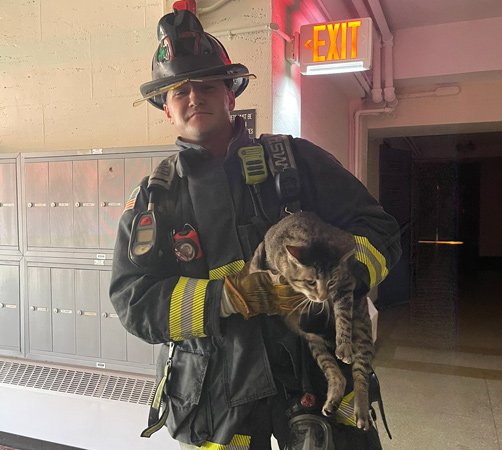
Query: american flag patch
[[124, 186, 140, 212]]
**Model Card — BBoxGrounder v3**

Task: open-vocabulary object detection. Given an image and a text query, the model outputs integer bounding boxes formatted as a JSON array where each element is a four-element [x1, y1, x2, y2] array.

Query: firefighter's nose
[[189, 87, 203, 106]]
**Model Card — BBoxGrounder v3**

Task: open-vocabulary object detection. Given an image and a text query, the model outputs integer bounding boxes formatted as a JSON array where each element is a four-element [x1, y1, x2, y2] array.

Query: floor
[[374, 265, 502, 450], [1, 266, 501, 450]]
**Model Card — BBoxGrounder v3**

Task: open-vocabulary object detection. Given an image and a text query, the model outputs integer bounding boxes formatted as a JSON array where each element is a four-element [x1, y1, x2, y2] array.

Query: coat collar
[[175, 116, 250, 177]]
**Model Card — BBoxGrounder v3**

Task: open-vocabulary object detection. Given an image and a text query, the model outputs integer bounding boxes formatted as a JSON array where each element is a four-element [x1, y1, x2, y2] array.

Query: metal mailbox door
[[124, 157, 151, 202], [127, 333, 154, 365], [49, 161, 73, 247], [98, 159, 124, 249], [75, 269, 100, 358], [28, 266, 52, 352], [51, 268, 76, 355], [25, 162, 50, 248], [0, 163, 18, 247], [0, 264, 20, 350], [99, 270, 126, 361], [73, 160, 99, 249]]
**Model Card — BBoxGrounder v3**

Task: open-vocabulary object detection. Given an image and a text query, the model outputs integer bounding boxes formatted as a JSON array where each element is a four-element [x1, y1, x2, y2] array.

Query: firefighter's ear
[[163, 103, 174, 124], [227, 89, 236, 112]]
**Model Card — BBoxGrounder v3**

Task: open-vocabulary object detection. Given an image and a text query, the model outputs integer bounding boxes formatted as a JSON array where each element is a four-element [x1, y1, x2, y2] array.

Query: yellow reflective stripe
[[335, 390, 357, 427], [170, 277, 188, 340], [152, 363, 169, 410], [354, 235, 389, 288], [141, 405, 169, 438], [209, 260, 245, 280], [199, 434, 251, 449], [140, 363, 171, 438], [192, 279, 208, 338], [170, 277, 207, 341]]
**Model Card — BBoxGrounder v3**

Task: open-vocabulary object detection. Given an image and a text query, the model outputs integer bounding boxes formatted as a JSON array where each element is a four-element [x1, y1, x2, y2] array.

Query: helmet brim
[[138, 63, 251, 110]]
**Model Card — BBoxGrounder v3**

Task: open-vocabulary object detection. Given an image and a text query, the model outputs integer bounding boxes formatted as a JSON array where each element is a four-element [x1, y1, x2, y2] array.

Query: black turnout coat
[[110, 117, 401, 446]]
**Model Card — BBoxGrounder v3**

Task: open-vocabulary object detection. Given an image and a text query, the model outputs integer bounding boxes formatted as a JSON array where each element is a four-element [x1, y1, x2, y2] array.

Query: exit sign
[[299, 18, 373, 75]]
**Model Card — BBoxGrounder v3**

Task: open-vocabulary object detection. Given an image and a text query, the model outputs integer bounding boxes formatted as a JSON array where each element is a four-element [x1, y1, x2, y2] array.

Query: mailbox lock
[[50, 202, 57, 207], [53, 308, 60, 313], [0, 303, 4, 308], [101, 202, 107, 207], [27, 202, 33, 208], [102, 312, 108, 318], [0, 202, 3, 207], [75, 202, 81, 207], [30, 306, 36, 311], [77, 310, 83, 315]]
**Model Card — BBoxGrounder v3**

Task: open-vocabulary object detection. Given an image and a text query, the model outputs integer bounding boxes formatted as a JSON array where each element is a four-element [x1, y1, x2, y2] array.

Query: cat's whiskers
[[288, 297, 310, 316]]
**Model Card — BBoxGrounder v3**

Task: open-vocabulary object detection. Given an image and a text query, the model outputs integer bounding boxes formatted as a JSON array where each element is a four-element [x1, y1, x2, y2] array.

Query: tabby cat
[[249, 211, 374, 430]]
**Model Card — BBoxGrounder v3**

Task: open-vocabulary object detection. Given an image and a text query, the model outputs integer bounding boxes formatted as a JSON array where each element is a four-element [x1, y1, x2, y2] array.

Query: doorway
[[375, 133, 502, 352]]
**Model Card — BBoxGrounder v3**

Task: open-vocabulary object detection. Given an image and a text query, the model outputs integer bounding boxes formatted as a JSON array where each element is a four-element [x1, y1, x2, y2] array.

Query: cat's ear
[[286, 245, 305, 264]]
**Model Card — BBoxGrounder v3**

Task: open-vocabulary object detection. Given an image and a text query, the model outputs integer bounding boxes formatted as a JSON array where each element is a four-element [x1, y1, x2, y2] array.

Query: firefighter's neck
[[188, 120, 233, 159]]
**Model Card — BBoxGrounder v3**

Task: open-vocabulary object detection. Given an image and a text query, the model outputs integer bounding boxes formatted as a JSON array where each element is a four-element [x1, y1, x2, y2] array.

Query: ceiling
[[378, 0, 502, 30]]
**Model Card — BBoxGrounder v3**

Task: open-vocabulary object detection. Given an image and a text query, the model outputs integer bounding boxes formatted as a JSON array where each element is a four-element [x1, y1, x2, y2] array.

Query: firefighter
[[110, 8, 401, 450]]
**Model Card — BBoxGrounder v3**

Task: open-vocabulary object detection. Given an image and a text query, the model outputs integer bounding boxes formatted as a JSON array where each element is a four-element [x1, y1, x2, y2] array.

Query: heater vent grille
[[0, 359, 155, 405]]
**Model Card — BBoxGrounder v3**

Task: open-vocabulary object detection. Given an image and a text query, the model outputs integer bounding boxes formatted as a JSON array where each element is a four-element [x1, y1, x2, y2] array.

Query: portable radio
[[238, 145, 268, 185]]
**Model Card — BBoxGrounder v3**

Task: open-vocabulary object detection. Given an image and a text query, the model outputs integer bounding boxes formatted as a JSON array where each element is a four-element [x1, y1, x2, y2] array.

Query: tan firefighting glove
[[222, 267, 306, 319]]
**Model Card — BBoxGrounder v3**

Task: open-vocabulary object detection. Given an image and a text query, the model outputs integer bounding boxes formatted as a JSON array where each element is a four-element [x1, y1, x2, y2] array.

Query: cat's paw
[[354, 392, 370, 431], [321, 397, 340, 417], [335, 342, 353, 364], [354, 409, 370, 431]]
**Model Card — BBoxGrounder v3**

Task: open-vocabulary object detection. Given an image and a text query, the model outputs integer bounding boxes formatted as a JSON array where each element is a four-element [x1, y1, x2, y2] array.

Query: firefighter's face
[[164, 80, 235, 147]]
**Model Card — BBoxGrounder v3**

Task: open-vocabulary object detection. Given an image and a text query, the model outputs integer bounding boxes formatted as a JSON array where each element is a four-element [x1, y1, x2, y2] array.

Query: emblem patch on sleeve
[[124, 186, 140, 212]]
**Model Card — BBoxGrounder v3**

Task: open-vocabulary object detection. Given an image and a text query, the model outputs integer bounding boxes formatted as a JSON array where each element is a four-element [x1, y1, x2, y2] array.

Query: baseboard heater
[[0, 358, 155, 406]]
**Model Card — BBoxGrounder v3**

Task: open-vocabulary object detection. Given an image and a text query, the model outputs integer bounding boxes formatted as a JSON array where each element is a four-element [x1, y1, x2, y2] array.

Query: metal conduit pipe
[[366, 0, 397, 105], [349, 0, 389, 103], [371, 32, 383, 104]]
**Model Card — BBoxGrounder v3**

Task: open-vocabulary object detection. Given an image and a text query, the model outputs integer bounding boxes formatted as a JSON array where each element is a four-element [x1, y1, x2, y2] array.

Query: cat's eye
[[306, 280, 316, 286]]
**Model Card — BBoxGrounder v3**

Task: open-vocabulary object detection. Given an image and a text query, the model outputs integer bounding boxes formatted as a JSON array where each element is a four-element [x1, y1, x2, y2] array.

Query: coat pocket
[[168, 346, 209, 405]]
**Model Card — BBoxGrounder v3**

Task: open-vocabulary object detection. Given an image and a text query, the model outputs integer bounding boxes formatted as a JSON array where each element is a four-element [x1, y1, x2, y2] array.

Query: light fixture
[[299, 18, 373, 75], [305, 60, 367, 75]]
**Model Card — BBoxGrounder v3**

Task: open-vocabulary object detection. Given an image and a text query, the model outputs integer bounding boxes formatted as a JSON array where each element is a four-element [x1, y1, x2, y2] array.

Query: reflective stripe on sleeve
[[199, 434, 251, 449], [354, 235, 389, 288], [209, 260, 245, 280], [170, 277, 208, 341]]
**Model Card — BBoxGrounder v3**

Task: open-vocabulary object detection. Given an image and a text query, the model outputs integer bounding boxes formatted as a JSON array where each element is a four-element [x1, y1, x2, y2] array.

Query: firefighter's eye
[[172, 89, 188, 97], [201, 84, 216, 92]]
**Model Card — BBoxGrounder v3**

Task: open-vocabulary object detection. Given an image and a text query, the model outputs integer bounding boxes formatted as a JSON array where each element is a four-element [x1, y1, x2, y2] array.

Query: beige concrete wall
[[0, 0, 274, 153], [201, 0, 273, 136]]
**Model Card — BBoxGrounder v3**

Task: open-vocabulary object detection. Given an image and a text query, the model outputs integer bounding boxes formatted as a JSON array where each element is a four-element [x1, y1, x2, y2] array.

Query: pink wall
[[393, 17, 502, 81]]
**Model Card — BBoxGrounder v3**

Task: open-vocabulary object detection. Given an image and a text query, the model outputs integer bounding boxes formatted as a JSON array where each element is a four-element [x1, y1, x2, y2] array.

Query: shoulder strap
[[147, 153, 179, 192], [259, 134, 302, 215]]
